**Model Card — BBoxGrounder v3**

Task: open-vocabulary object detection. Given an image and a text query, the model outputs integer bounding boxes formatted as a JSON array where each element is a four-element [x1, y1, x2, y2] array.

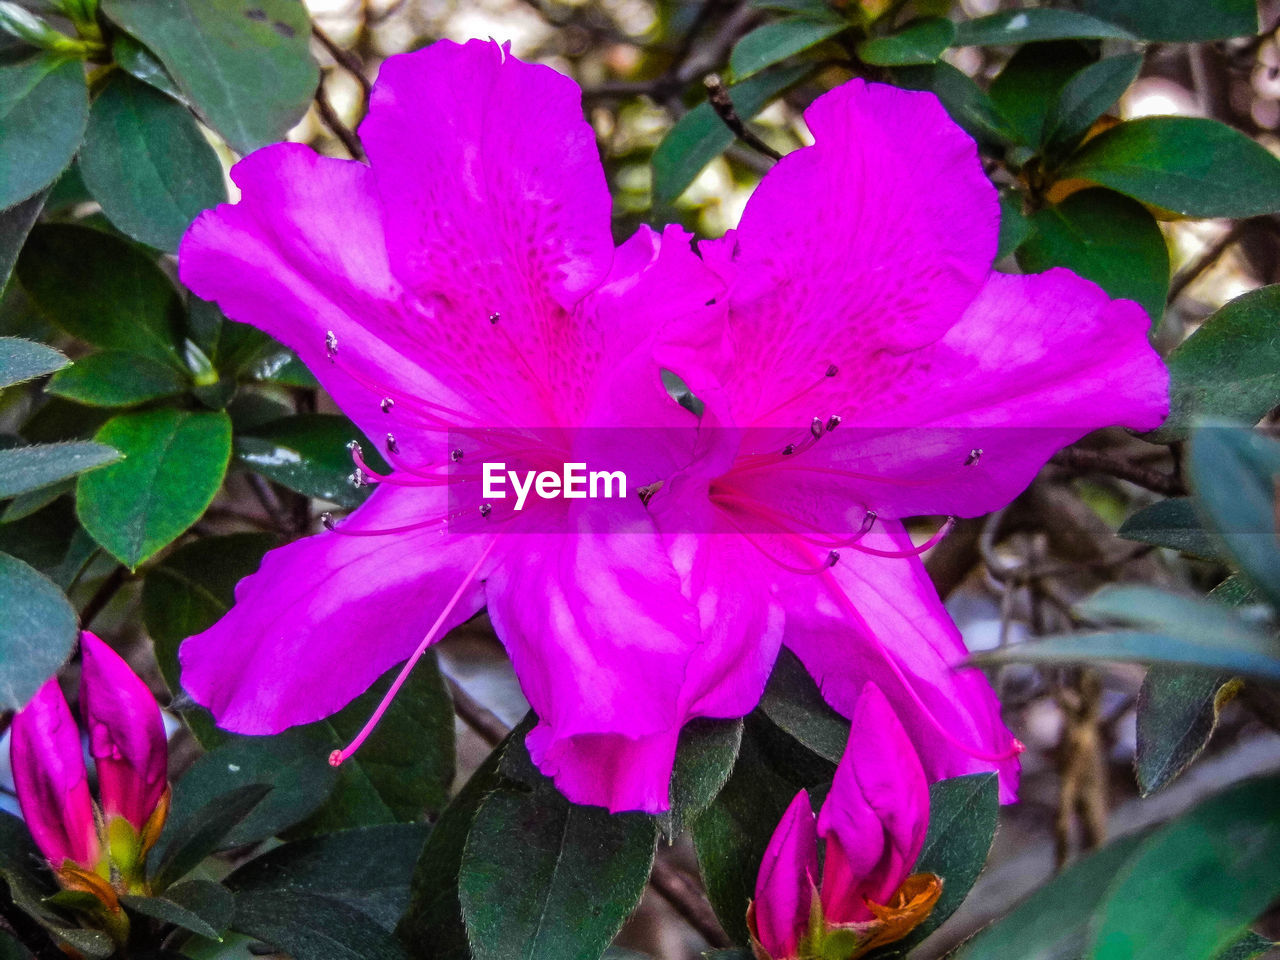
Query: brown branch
[[314, 75, 365, 161], [1167, 220, 1246, 304], [311, 22, 372, 104], [703, 73, 782, 161], [445, 676, 510, 747], [1050, 447, 1187, 497]]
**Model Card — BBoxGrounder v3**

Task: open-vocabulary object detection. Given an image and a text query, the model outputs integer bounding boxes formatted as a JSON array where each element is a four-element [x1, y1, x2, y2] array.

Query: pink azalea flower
[[176, 39, 1167, 814], [750, 685, 936, 960]]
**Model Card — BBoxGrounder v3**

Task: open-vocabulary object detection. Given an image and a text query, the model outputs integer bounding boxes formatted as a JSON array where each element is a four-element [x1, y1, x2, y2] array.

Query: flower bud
[[752, 790, 819, 960]]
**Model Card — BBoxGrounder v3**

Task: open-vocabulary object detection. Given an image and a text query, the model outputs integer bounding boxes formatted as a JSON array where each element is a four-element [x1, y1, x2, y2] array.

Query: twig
[[314, 75, 366, 160], [703, 73, 782, 161], [445, 676, 510, 747], [246, 474, 297, 535], [1050, 447, 1186, 497], [1167, 221, 1245, 304], [311, 22, 372, 104], [80, 565, 129, 629]]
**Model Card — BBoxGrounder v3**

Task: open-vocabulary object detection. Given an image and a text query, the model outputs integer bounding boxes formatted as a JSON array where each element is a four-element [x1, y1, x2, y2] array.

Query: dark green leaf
[[989, 42, 1096, 149], [17, 225, 185, 364], [662, 717, 744, 840], [997, 189, 1032, 260], [1077, 584, 1271, 644], [1077, 0, 1257, 42], [122, 880, 235, 940], [1043, 54, 1143, 158], [232, 891, 407, 960], [868, 774, 999, 958], [1119, 498, 1223, 560], [955, 9, 1135, 46], [0, 54, 88, 209], [235, 414, 383, 509], [1135, 665, 1240, 797], [47, 351, 189, 407], [226, 823, 429, 930], [0, 336, 67, 388], [1188, 425, 1280, 606], [0, 550, 77, 709], [652, 65, 809, 204], [111, 33, 187, 106], [729, 16, 846, 81], [1091, 776, 1280, 960], [890, 62, 1013, 148], [1061, 117, 1280, 218], [1154, 286, 1280, 441], [79, 73, 226, 252], [857, 17, 954, 66], [0, 189, 46, 290], [1214, 931, 1276, 960], [459, 786, 657, 960], [187, 297, 270, 378], [77, 408, 232, 569], [0, 440, 121, 498], [1016, 188, 1168, 325], [758, 645, 847, 765], [152, 784, 272, 891], [0, 496, 78, 570], [99, 0, 317, 155], [952, 833, 1149, 960]]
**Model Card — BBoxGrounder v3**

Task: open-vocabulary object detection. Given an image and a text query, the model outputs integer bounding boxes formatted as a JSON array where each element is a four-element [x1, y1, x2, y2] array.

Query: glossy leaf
[[99, 0, 318, 155], [17, 225, 185, 364], [1017, 188, 1168, 325], [122, 881, 235, 941], [989, 42, 1096, 149], [459, 785, 656, 960], [47, 351, 189, 407], [890, 62, 1013, 148], [77, 408, 232, 569], [0, 53, 88, 210], [1043, 53, 1143, 158], [955, 9, 1135, 46], [0, 550, 77, 710], [757, 646, 847, 765], [0, 440, 120, 499], [1135, 665, 1240, 797], [0, 188, 46, 290], [1077, 0, 1257, 42], [151, 784, 272, 891], [729, 16, 846, 81], [0, 336, 67, 388], [662, 717, 744, 840], [231, 891, 408, 960], [235, 414, 383, 509], [79, 73, 226, 252], [1061, 117, 1280, 218], [652, 64, 809, 204], [1154, 286, 1280, 441], [1118, 498, 1223, 561], [857, 17, 955, 67], [111, 33, 188, 106]]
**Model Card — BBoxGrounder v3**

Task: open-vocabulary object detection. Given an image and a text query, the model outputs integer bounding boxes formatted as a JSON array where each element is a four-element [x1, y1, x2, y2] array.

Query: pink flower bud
[[78, 633, 167, 831], [752, 790, 819, 960], [9, 678, 99, 869]]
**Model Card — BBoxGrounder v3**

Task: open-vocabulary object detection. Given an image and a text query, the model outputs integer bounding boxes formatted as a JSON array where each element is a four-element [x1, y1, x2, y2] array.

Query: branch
[[445, 676, 510, 747], [311, 22, 371, 104], [1050, 447, 1187, 497], [80, 565, 129, 629], [703, 73, 782, 161], [314, 75, 365, 161]]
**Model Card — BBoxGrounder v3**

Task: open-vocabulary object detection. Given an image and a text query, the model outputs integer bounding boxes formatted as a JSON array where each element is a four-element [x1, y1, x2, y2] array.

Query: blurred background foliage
[[4, 0, 1280, 958]]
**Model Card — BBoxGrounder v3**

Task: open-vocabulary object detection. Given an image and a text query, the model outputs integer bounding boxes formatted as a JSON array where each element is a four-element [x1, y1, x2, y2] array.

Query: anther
[[381, 397, 394, 413], [321, 512, 336, 531], [488, 312, 501, 325], [782, 444, 796, 456], [479, 503, 492, 518], [825, 364, 838, 378], [965, 448, 983, 466], [810, 417, 824, 440], [826, 550, 840, 567], [826, 415, 842, 432], [325, 330, 338, 362], [386, 434, 399, 454], [450, 448, 465, 462], [346, 440, 362, 455], [348, 469, 367, 488]]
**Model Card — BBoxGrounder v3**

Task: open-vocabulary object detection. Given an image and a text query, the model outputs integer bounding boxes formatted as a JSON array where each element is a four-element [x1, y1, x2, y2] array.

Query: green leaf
[[1154, 286, 1280, 441], [1075, 584, 1269, 643], [989, 42, 1096, 149], [1061, 117, 1280, 218], [0, 336, 67, 388], [1043, 53, 1143, 158], [867, 774, 999, 958], [997, 189, 1032, 260], [1118, 498, 1223, 560], [952, 832, 1149, 960], [661, 717, 744, 840], [235, 414, 383, 509], [651, 64, 810, 204], [187, 297, 270, 378], [1188, 426, 1280, 607], [47, 351, 189, 407], [225, 823, 429, 930], [857, 17, 954, 66], [1016, 188, 1168, 325], [1077, 0, 1257, 42], [729, 16, 846, 81], [151, 783, 272, 891], [0, 54, 88, 210], [459, 786, 657, 960], [0, 550, 77, 709], [890, 62, 1013, 148], [1135, 665, 1240, 797], [0, 188, 47, 290], [98, 0, 317, 155], [955, 9, 1135, 46], [111, 33, 187, 106], [77, 408, 232, 569], [231, 891, 408, 960], [79, 73, 226, 253], [757, 646, 848, 765], [1090, 776, 1280, 960], [122, 880, 235, 941], [0, 440, 121, 498], [1214, 931, 1276, 960], [17, 224, 185, 364]]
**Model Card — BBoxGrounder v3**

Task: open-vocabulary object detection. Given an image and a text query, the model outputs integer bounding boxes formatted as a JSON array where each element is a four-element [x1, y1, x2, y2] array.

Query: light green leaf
[[730, 16, 846, 81], [0, 440, 120, 498], [0, 53, 88, 210], [0, 550, 78, 710], [857, 17, 955, 66], [47, 351, 190, 407], [956, 9, 1135, 46]]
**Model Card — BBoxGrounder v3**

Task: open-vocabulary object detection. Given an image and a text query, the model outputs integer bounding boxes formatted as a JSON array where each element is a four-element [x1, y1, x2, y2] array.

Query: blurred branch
[[312, 22, 372, 105], [314, 74, 366, 160], [80, 565, 130, 629], [1050, 447, 1186, 497], [445, 676, 511, 747], [1167, 220, 1246, 304]]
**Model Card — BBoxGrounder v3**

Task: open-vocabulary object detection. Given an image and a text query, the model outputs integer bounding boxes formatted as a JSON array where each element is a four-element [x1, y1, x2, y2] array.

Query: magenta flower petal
[[754, 789, 819, 960], [78, 633, 166, 830], [9, 679, 98, 868], [180, 486, 493, 733], [818, 684, 929, 923], [783, 521, 1020, 802]]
